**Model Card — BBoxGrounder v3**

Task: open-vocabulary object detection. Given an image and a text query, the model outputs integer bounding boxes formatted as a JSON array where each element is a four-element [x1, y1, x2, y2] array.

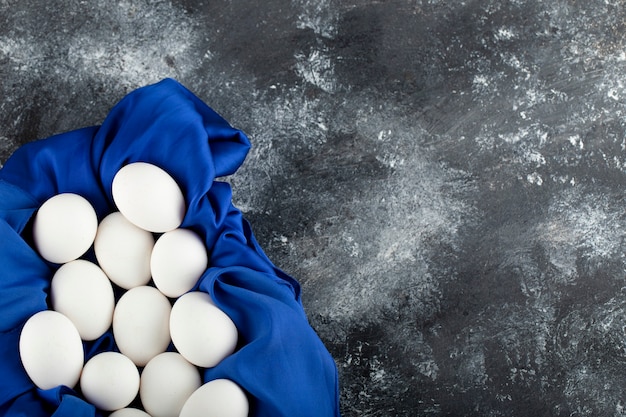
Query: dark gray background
[[2, 1, 626, 416]]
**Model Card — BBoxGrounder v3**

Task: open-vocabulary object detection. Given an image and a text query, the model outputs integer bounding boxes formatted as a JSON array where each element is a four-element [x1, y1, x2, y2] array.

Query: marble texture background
[[2, 1, 626, 415]]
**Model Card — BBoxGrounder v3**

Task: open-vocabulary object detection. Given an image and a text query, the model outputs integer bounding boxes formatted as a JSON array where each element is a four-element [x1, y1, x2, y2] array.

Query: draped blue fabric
[[0, 79, 341, 417]]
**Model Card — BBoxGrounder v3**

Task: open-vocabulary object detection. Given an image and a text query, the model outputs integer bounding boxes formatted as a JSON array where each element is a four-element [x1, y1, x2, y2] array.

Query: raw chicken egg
[[113, 286, 171, 366], [112, 162, 185, 233], [32, 193, 98, 264], [19, 310, 84, 390], [50, 260, 115, 341], [140, 352, 201, 417], [80, 351, 140, 411], [151, 228, 208, 298], [179, 379, 249, 417], [94, 212, 154, 289], [170, 291, 238, 368]]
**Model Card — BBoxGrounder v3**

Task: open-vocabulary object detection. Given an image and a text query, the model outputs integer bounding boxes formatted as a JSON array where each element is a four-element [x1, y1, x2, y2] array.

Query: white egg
[[94, 212, 154, 289], [151, 229, 208, 298], [50, 260, 115, 341], [179, 379, 249, 417], [108, 408, 151, 417], [112, 162, 185, 233], [19, 310, 84, 390], [140, 352, 202, 417], [32, 193, 98, 264], [113, 286, 171, 366], [170, 292, 238, 368], [80, 352, 140, 411]]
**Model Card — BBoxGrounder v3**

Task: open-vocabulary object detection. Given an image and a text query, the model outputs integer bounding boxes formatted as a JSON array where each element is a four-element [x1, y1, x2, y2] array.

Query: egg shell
[[112, 162, 186, 233], [170, 291, 238, 368], [151, 228, 208, 298], [179, 379, 249, 417], [32, 193, 98, 264], [108, 408, 152, 417], [94, 212, 154, 289], [80, 351, 140, 411], [19, 310, 84, 390], [50, 260, 115, 341], [113, 286, 172, 366], [108, 408, 151, 417], [140, 352, 202, 417]]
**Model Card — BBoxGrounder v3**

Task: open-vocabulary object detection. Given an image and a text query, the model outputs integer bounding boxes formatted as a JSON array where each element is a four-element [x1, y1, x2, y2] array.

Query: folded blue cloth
[[0, 79, 341, 417]]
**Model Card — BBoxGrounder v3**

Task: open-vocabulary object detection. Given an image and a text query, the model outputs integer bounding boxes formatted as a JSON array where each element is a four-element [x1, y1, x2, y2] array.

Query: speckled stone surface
[[2, 1, 626, 415]]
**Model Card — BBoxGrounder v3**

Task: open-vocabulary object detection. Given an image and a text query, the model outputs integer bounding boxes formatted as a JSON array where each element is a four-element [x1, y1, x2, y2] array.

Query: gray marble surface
[[2, 1, 626, 415]]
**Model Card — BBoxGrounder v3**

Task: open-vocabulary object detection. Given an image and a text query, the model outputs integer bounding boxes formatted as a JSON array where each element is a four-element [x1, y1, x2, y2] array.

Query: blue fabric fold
[[0, 78, 340, 417]]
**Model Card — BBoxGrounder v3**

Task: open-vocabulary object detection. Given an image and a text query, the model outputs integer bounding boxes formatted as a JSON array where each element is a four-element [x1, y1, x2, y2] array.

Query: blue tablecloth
[[0, 79, 341, 417]]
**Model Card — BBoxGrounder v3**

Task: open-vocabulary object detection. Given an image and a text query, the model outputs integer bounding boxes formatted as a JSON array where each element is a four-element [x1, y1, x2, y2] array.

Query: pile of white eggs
[[18, 162, 249, 417]]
